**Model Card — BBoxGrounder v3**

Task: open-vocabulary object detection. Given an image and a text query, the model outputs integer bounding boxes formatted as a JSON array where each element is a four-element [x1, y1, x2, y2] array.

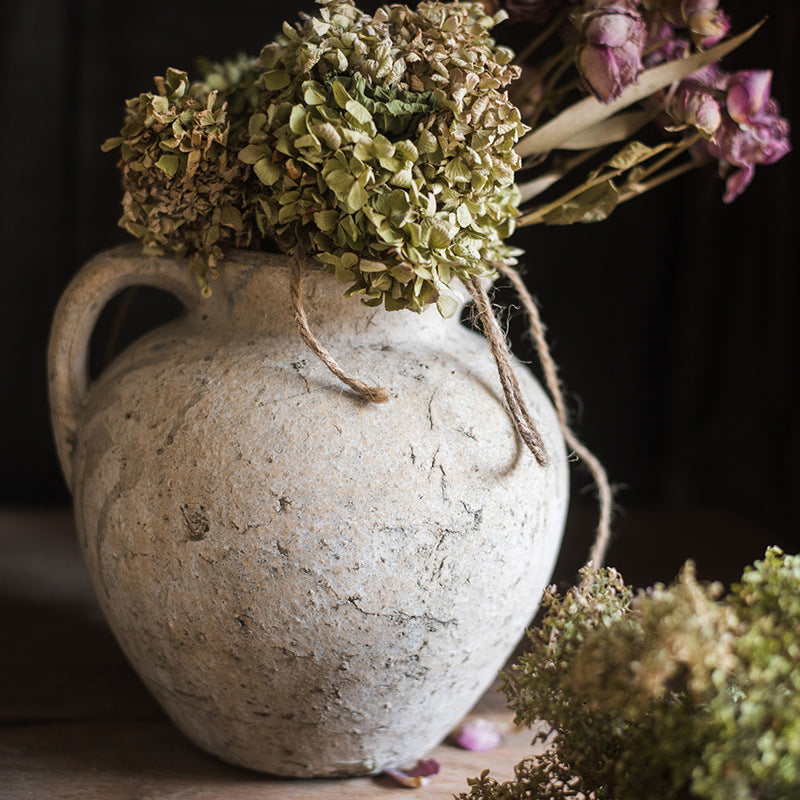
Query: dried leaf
[[606, 141, 665, 171], [253, 157, 281, 186], [543, 181, 619, 225], [558, 110, 654, 150], [155, 153, 180, 177], [263, 70, 290, 91]]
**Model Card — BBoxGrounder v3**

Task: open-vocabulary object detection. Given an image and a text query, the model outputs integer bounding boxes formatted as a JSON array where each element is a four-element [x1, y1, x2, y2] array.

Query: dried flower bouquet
[[102, 3, 794, 794]]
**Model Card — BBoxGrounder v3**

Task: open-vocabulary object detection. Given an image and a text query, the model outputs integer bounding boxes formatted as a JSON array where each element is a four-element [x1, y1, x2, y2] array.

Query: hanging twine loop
[[494, 262, 614, 572], [287, 242, 611, 570], [289, 248, 389, 404], [464, 276, 549, 467]]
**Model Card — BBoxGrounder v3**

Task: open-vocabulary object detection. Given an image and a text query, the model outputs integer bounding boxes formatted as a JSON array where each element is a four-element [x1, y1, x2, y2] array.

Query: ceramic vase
[[47, 244, 568, 776]]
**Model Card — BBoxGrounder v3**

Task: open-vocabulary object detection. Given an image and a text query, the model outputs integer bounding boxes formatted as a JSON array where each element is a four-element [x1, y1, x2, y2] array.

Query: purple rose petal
[[384, 758, 441, 788], [727, 70, 773, 125], [451, 718, 504, 751]]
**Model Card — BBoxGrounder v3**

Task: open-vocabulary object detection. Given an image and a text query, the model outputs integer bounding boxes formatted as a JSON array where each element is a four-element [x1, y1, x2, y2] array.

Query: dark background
[[1, 0, 797, 586]]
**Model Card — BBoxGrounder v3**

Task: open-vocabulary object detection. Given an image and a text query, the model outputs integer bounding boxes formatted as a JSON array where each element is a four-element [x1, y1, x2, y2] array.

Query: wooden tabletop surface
[[0, 509, 539, 800]]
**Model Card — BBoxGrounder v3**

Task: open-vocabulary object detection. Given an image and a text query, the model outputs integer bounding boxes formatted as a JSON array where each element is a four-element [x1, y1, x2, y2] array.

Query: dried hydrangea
[[460, 548, 800, 800], [103, 67, 257, 291], [196, 54, 264, 129], [242, 0, 526, 313]]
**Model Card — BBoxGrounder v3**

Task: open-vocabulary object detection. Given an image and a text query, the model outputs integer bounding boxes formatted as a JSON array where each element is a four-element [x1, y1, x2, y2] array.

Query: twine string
[[495, 262, 614, 572], [287, 242, 610, 569], [465, 276, 548, 467], [289, 255, 389, 404]]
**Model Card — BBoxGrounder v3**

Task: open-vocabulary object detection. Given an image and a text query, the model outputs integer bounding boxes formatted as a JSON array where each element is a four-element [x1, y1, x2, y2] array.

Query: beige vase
[[47, 243, 569, 777]]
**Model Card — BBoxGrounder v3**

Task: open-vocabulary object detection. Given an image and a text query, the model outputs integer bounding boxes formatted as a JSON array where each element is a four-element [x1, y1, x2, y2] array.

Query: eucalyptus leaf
[[543, 181, 619, 226], [558, 110, 655, 151], [606, 141, 667, 171]]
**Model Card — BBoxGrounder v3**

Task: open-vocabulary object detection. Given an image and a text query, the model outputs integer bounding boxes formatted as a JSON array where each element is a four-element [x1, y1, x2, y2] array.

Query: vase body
[[48, 245, 568, 777]]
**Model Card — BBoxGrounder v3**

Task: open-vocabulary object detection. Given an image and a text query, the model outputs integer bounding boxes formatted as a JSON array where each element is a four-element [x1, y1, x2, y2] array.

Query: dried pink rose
[[709, 100, 791, 202], [576, 5, 647, 103], [681, 0, 730, 46], [646, 0, 730, 46], [666, 77, 723, 137], [451, 718, 504, 751], [384, 758, 441, 788], [693, 69, 792, 202]]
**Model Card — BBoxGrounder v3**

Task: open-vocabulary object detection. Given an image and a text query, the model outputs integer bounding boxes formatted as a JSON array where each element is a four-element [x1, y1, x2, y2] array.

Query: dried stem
[[512, 45, 572, 111], [518, 164, 627, 226], [513, 7, 572, 66], [518, 147, 604, 203], [625, 132, 702, 186], [618, 158, 705, 204], [526, 56, 575, 130], [104, 287, 139, 367]]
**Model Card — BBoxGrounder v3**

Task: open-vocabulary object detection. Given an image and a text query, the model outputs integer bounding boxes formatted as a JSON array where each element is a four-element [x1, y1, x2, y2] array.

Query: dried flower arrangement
[[460, 548, 800, 800], [103, 0, 789, 495], [102, 1, 794, 793]]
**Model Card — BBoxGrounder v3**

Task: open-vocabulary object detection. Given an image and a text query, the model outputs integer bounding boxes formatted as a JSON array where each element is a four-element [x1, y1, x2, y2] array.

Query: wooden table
[[0, 510, 538, 799]]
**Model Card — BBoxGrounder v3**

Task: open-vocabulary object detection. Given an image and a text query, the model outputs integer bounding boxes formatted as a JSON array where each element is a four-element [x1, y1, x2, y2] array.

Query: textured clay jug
[[48, 244, 568, 777]]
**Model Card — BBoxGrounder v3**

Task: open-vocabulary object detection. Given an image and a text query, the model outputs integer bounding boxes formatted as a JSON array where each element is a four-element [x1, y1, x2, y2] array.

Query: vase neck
[[191, 250, 464, 345]]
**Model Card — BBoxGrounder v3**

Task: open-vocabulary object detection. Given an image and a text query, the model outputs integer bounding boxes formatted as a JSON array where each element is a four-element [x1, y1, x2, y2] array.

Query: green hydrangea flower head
[[242, 0, 526, 314], [103, 67, 257, 291]]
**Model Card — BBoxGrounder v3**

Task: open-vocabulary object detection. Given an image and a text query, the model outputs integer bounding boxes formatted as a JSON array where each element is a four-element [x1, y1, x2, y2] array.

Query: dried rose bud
[[686, 6, 730, 46], [451, 718, 504, 751], [646, 0, 730, 46], [643, 13, 691, 67], [575, 6, 647, 103], [667, 79, 722, 137], [385, 758, 442, 788]]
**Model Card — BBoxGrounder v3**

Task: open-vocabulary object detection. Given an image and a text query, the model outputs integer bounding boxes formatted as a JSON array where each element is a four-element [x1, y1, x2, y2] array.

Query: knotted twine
[[289, 250, 613, 571], [290, 248, 389, 404]]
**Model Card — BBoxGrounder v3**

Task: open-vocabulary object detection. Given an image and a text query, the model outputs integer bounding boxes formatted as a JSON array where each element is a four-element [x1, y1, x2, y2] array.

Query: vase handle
[[47, 244, 200, 493]]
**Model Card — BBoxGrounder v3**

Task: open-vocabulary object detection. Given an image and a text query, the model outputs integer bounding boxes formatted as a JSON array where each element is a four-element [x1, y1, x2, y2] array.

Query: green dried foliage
[[102, 67, 257, 292], [104, 1, 526, 311], [196, 54, 264, 129], [244, 0, 526, 313], [460, 548, 800, 800]]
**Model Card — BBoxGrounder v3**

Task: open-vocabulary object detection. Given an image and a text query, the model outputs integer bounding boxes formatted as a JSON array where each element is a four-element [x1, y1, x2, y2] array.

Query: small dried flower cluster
[[105, 0, 790, 299], [245, 0, 525, 313], [570, 0, 731, 104], [103, 67, 256, 290], [505, 0, 789, 216], [459, 548, 800, 800]]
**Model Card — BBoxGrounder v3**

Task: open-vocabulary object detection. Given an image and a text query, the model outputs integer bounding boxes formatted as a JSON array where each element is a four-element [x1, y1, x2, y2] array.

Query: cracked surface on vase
[[62, 246, 569, 777]]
